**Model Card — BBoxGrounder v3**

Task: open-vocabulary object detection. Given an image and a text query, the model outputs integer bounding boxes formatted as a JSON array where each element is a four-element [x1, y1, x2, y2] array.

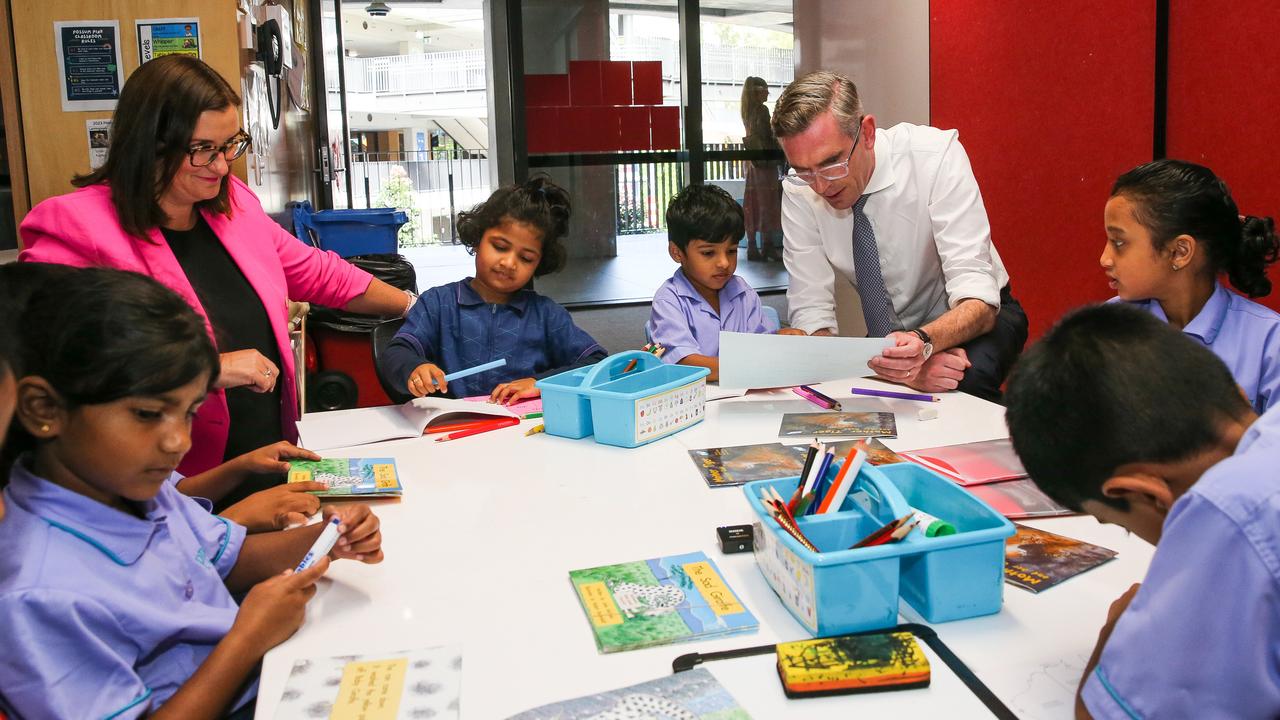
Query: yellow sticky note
[[577, 581, 623, 627], [330, 657, 407, 720], [288, 468, 313, 484], [683, 561, 745, 616], [372, 464, 397, 489]]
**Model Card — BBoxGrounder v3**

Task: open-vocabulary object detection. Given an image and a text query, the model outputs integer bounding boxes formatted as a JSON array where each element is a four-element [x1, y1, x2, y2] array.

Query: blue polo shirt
[[0, 461, 251, 719], [1081, 405, 1280, 718], [1125, 282, 1280, 413], [380, 278, 607, 398], [647, 269, 775, 364]]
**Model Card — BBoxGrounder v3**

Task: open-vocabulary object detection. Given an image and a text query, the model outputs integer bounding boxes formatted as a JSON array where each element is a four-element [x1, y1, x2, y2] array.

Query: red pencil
[[426, 417, 516, 435], [434, 415, 519, 442]]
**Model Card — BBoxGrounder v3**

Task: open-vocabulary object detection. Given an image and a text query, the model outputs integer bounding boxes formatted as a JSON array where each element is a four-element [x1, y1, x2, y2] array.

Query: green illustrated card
[[287, 458, 402, 497]]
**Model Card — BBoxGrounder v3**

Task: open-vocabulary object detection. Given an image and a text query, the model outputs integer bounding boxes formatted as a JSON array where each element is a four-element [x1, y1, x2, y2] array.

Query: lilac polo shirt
[[1124, 282, 1280, 413], [1081, 405, 1280, 719], [647, 269, 775, 363], [0, 461, 251, 719]]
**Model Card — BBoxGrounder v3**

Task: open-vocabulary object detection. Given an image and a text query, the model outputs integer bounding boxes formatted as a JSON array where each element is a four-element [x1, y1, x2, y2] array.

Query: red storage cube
[[631, 61, 663, 105], [649, 105, 681, 150], [526, 106, 562, 154], [568, 106, 619, 152], [603, 61, 633, 105], [619, 106, 651, 151], [569, 60, 604, 106], [525, 74, 570, 107]]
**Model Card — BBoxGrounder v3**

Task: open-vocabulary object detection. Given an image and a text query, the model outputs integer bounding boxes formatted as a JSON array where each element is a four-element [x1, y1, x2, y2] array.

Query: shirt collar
[[862, 127, 894, 196], [672, 268, 749, 311], [456, 278, 530, 313], [6, 457, 166, 566], [1182, 282, 1231, 344]]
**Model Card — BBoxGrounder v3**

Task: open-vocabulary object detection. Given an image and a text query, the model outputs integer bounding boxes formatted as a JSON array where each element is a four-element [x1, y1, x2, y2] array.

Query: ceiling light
[[365, 2, 391, 17]]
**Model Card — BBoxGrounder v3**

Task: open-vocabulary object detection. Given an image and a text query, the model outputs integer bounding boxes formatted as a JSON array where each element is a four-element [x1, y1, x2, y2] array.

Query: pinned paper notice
[[717, 331, 893, 389]]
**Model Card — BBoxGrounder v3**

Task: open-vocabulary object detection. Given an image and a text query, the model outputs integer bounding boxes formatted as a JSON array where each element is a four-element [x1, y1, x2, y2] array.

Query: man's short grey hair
[[771, 71, 863, 139]]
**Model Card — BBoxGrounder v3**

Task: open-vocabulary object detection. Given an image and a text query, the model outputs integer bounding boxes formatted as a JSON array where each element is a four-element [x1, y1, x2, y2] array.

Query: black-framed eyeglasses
[[187, 131, 251, 167], [784, 117, 864, 186]]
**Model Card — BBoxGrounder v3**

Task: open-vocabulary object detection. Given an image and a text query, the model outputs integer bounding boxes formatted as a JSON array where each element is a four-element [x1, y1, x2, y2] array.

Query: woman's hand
[[220, 482, 326, 533], [217, 349, 280, 393], [322, 504, 384, 564], [490, 377, 539, 405], [233, 441, 322, 476], [407, 363, 446, 397], [777, 327, 807, 336]]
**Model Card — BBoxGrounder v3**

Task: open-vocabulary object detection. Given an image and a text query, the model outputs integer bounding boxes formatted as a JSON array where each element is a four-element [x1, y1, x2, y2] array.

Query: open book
[[297, 397, 516, 451]]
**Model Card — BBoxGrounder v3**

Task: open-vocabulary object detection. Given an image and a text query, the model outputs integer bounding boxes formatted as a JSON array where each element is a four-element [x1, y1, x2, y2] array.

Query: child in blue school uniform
[[380, 176, 607, 404], [646, 184, 778, 383], [1006, 304, 1280, 719], [0, 268, 385, 720], [1101, 159, 1280, 412]]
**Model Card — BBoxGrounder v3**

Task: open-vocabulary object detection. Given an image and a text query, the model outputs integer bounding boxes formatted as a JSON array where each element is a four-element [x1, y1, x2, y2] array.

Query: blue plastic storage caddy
[[745, 460, 1015, 636], [534, 350, 710, 448], [292, 202, 407, 258]]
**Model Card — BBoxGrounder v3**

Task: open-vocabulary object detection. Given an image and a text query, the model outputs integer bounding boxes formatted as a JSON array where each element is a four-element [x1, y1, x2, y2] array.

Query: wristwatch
[[909, 328, 934, 360]]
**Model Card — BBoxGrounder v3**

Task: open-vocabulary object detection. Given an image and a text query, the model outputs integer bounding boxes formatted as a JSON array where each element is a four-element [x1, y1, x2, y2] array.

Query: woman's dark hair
[[666, 183, 745, 251], [72, 55, 242, 239], [17, 267, 220, 407], [1006, 303, 1251, 513], [455, 175, 571, 277], [1112, 159, 1280, 297]]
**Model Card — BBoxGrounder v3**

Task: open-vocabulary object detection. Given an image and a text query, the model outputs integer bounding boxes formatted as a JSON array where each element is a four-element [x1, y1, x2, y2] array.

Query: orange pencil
[[816, 446, 863, 514]]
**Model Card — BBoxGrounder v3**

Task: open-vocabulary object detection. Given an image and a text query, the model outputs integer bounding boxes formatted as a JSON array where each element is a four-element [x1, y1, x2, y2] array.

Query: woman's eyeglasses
[[187, 131, 251, 167]]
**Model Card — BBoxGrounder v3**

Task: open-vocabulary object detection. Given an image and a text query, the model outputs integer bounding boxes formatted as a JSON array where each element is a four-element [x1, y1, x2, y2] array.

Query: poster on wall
[[54, 21, 125, 112], [86, 118, 111, 170], [136, 18, 201, 63]]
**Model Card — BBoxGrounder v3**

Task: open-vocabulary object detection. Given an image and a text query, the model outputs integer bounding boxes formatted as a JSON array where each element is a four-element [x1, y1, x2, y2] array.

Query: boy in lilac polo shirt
[[1005, 303, 1280, 719], [647, 184, 777, 382]]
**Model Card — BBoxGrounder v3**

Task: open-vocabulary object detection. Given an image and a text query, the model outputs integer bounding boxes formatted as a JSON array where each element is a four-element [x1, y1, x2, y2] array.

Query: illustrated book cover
[[775, 631, 931, 698], [1004, 524, 1118, 593], [288, 457, 402, 497], [569, 551, 757, 654], [970, 479, 1072, 519], [778, 412, 897, 439], [687, 442, 809, 488], [901, 437, 1028, 486]]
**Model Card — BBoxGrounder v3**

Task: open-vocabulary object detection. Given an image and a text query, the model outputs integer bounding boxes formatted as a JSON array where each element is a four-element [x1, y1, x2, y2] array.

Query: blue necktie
[[852, 194, 898, 337]]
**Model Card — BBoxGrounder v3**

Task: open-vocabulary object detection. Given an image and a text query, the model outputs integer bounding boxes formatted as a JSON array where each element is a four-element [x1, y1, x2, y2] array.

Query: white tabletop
[[256, 377, 1153, 719]]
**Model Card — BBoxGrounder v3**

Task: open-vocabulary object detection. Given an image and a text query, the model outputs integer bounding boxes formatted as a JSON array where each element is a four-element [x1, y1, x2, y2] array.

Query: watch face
[[922, 342, 934, 360]]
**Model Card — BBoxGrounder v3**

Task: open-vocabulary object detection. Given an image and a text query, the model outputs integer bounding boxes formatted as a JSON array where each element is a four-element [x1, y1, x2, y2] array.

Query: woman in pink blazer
[[20, 56, 409, 499]]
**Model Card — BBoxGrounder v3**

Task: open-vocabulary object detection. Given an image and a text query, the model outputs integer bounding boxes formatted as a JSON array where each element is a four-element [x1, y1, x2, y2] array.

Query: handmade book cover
[[901, 437, 1028, 486], [288, 457, 402, 497], [273, 645, 461, 720], [970, 479, 1072, 519], [569, 551, 757, 654], [775, 631, 931, 698], [778, 412, 897, 439], [825, 438, 907, 466], [505, 667, 749, 719], [1004, 524, 1118, 593], [687, 442, 808, 488]]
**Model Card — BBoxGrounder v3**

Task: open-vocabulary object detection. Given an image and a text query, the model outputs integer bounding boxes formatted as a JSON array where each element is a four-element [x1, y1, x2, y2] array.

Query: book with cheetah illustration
[[569, 551, 758, 654]]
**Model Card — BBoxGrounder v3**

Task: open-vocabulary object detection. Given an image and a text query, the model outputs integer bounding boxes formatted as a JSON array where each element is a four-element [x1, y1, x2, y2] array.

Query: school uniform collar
[[673, 268, 749, 317], [1144, 282, 1230, 345], [455, 278, 531, 313], [5, 457, 167, 566], [862, 127, 895, 196]]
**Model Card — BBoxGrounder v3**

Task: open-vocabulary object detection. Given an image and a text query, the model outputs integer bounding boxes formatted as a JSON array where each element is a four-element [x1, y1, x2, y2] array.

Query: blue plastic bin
[[292, 202, 407, 258], [745, 459, 1015, 636], [534, 350, 710, 448]]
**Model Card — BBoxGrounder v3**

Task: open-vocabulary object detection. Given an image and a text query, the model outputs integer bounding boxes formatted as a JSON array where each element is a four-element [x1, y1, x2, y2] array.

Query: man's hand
[[906, 348, 970, 393], [867, 331, 927, 382], [777, 327, 807, 336]]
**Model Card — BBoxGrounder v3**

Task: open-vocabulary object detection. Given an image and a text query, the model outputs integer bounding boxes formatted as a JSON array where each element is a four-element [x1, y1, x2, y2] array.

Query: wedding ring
[[263, 369, 273, 377]]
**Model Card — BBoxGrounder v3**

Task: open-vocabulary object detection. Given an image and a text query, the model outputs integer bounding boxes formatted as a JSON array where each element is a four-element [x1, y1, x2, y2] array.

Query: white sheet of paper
[[717, 331, 894, 389], [296, 397, 515, 450]]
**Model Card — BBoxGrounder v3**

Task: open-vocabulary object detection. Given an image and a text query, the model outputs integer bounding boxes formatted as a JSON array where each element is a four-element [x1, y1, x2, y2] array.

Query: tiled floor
[[401, 232, 789, 307]]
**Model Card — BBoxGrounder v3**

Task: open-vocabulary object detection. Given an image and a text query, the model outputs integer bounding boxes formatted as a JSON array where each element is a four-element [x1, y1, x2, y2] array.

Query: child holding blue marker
[[380, 176, 607, 404], [0, 269, 385, 719]]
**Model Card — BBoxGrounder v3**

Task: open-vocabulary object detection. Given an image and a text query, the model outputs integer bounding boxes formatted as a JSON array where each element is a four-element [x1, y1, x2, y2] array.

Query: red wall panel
[[930, 2, 1155, 340], [1167, 1, 1280, 312]]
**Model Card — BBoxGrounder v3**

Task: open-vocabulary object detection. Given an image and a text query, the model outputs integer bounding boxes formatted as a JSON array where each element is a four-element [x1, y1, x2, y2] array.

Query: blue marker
[[438, 358, 507, 384], [296, 516, 342, 571]]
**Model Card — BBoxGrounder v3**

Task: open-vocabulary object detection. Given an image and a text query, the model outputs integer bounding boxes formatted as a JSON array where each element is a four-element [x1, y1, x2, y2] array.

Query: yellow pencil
[[525, 423, 546, 436]]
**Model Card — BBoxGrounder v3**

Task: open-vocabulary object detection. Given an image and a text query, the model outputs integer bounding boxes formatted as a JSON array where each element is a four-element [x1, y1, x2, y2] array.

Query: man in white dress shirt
[[772, 71, 1027, 402]]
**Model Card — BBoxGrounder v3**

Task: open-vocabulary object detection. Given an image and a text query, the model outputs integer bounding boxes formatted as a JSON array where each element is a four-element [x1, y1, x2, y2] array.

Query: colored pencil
[[438, 358, 507, 384], [794, 441, 820, 495], [816, 446, 864, 514], [426, 417, 517, 435], [850, 512, 915, 549], [525, 423, 546, 436], [434, 415, 519, 442], [521, 412, 543, 419], [805, 448, 836, 515], [792, 386, 836, 410], [849, 387, 939, 403], [799, 385, 843, 411]]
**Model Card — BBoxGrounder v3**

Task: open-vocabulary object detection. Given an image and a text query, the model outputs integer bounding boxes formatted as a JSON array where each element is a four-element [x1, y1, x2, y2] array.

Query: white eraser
[[917, 406, 939, 421]]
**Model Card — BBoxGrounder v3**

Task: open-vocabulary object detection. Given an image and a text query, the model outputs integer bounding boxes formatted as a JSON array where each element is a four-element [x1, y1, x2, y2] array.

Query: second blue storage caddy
[[745, 460, 1015, 636], [535, 350, 710, 448]]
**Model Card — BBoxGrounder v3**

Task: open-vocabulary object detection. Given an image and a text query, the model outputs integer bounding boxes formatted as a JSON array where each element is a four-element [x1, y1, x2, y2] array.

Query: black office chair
[[371, 317, 414, 404]]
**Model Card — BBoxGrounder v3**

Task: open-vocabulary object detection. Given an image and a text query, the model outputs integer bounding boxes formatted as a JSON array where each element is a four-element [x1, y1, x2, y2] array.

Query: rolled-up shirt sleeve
[[781, 185, 839, 334], [928, 135, 1002, 310]]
